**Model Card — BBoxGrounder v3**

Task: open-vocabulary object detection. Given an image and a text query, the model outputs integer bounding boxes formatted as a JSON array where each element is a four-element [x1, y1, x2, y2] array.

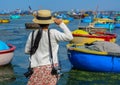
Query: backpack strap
[[30, 30, 34, 56], [30, 28, 43, 55], [24, 28, 42, 78], [48, 29, 54, 65]]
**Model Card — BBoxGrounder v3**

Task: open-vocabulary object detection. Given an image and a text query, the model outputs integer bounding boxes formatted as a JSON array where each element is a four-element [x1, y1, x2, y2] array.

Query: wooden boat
[[78, 26, 107, 33], [25, 23, 40, 29], [68, 14, 81, 19], [0, 19, 10, 23], [67, 44, 120, 72], [0, 44, 16, 66], [71, 29, 116, 44], [93, 18, 114, 23], [25, 20, 69, 29]]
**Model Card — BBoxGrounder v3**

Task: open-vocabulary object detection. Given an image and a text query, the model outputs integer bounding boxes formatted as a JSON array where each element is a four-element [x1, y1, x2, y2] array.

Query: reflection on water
[[0, 64, 16, 83], [58, 68, 120, 85]]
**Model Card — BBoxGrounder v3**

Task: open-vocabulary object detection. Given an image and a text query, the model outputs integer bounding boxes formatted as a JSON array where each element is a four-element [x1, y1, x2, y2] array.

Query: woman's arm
[[53, 19, 73, 41]]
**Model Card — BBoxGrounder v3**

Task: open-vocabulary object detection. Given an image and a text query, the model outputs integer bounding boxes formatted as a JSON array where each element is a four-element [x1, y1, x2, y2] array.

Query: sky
[[0, 0, 120, 12]]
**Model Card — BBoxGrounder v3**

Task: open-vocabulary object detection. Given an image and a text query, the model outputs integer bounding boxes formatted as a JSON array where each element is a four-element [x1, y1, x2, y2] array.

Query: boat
[[54, 13, 74, 22], [81, 16, 93, 23], [114, 16, 120, 28], [67, 11, 86, 19], [25, 20, 69, 29], [62, 19, 69, 24], [67, 43, 120, 72], [115, 16, 120, 21], [10, 15, 21, 19], [0, 44, 16, 66], [94, 23, 115, 30], [93, 18, 115, 30], [25, 23, 40, 29], [114, 22, 120, 28], [0, 19, 10, 23], [70, 29, 116, 44], [99, 15, 110, 18], [53, 14, 70, 24], [78, 26, 107, 33], [93, 18, 114, 23]]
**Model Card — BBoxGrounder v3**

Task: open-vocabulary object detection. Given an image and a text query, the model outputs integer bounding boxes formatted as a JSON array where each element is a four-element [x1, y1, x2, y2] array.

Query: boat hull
[[0, 44, 16, 66], [0, 52, 13, 66], [10, 15, 20, 19], [67, 44, 120, 72], [94, 23, 115, 29], [115, 23, 120, 28], [0, 19, 10, 23], [71, 31, 116, 44], [25, 23, 39, 29]]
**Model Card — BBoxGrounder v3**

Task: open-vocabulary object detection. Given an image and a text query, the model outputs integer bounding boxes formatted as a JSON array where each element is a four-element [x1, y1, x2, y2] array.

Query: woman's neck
[[42, 27, 48, 31]]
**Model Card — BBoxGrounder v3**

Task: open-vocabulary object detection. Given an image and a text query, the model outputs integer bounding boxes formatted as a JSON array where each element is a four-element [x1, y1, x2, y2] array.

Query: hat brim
[[33, 17, 54, 24]]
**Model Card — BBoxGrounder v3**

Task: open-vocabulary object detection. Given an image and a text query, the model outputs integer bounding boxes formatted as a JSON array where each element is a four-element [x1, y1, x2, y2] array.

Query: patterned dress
[[27, 64, 59, 85]]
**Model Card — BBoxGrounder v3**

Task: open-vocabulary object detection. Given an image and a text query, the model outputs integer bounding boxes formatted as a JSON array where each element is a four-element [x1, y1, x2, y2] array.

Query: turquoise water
[[0, 15, 120, 85]]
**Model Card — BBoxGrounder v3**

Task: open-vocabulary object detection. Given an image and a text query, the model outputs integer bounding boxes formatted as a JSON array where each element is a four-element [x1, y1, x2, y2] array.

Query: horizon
[[0, 0, 120, 12]]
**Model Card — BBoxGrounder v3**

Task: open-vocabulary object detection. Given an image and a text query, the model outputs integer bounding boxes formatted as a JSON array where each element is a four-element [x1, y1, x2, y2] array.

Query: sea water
[[0, 15, 120, 85]]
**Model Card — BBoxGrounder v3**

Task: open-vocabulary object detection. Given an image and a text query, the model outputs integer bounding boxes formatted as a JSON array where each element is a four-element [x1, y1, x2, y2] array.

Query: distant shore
[[0, 14, 32, 16]]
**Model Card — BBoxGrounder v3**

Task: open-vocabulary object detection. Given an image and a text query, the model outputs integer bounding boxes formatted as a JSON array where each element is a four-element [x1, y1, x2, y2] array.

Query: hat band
[[36, 16, 52, 20]]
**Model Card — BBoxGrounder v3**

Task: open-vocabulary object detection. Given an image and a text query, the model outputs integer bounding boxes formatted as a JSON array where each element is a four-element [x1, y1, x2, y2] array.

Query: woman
[[25, 10, 73, 85]]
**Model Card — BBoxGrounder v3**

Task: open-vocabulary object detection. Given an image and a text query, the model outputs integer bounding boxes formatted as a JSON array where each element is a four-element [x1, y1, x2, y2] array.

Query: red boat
[[0, 44, 16, 66], [70, 31, 117, 44]]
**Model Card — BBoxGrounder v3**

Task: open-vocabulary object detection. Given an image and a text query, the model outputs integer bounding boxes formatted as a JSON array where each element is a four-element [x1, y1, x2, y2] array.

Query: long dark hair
[[39, 24, 49, 28]]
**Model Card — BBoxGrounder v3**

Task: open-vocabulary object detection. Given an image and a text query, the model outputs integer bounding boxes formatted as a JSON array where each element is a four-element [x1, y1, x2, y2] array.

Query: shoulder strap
[[48, 29, 55, 68], [30, 30, 34, 56], [31, 28, 43, 55], [48, 29, 53, 59], [27, 29, 42, 75]]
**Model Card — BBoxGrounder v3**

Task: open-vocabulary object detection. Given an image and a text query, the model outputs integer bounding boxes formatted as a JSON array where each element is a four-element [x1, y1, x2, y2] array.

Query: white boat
[[0, 44, 16, 66]]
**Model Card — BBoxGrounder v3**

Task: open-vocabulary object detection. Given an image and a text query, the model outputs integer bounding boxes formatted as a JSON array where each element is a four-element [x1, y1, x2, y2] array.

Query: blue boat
[[81, 16, 93, 23], [67, 44, 120, 72], [114, 19, 120, 28], [115, 23, 120, 28], [94, 23, 115, 30], [56, 13, 74, 22], [10, 15, 21, 19], [0, 40, 16, 66], [99, 15, 110, 18]]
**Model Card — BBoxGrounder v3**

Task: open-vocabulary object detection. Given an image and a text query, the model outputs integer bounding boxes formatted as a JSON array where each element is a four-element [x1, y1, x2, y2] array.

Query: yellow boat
[[93, 18, 114, 23], [0, 19, 10, 23], [70, 29, 116, 44], [62, 20, 69, 24]]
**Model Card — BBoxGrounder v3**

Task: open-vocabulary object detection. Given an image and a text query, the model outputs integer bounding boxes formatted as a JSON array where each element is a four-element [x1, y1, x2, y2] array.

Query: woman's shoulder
[[50, 29, 59, 33]]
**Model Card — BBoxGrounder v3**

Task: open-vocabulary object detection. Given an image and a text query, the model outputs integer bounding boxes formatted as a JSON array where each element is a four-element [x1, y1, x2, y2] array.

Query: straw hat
[[33, 10, 54, 24]]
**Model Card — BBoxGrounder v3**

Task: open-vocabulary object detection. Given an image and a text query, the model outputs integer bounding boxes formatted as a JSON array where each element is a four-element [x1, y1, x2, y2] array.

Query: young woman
[[25, 10, 73, 85]]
